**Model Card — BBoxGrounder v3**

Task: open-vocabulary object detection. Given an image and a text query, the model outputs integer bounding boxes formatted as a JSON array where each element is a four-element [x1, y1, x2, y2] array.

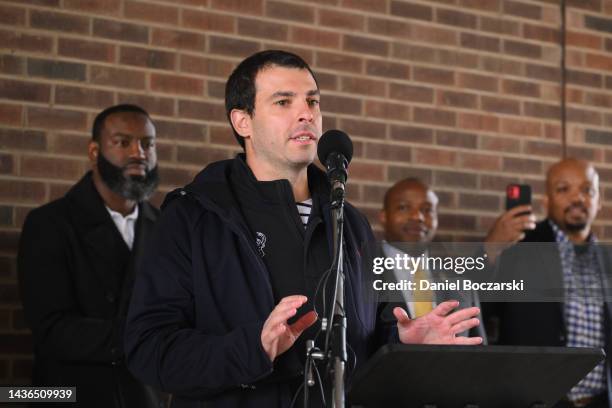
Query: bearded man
[[485, 158, 612, 408], [18, 104, 162, 408]]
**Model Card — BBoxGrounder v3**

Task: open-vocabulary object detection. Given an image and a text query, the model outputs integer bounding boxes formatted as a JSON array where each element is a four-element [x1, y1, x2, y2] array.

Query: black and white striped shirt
[[296, 199, 313, 228]]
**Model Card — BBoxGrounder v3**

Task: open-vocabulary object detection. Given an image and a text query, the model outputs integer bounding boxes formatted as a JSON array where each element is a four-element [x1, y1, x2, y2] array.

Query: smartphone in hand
[[506, 184, 531, 213]]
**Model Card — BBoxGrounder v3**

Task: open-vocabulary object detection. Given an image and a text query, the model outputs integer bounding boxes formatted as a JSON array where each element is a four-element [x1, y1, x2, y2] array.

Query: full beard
[[97, 152, 159, 202]]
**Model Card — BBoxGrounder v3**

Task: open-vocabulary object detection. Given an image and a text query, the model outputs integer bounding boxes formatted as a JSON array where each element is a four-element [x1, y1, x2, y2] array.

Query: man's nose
[[129, 139, 146, 158], [570, 188, 587, 204], [408, 208, 424, 221], [298, 101, 314, 122]]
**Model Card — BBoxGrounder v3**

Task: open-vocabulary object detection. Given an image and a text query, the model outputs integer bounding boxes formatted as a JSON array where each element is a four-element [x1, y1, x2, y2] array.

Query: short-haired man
[[125, 50, 482, 408], [380, 178, 438, 245], [485, 158, 612, 408], [18, 104, 162, 408]]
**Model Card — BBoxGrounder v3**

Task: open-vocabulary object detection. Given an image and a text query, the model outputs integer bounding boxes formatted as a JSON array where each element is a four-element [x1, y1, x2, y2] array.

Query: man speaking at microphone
[[125, 50, 482, 408]]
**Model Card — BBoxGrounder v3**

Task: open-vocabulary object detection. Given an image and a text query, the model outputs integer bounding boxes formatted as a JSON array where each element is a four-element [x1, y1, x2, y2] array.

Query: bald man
[[379, 178, 486, 340], [487, 158, 611, 408]]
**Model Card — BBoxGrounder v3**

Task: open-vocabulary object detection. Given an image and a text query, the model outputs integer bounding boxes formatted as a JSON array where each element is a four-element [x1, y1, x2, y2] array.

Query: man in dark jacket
[[125, 50, 482, 408], [18, 104, 162, 408], [485, 158, 612, 408]]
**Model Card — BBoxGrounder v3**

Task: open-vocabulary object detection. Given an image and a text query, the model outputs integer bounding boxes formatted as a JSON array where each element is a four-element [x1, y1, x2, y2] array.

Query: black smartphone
[[506, 184, 531, 212]]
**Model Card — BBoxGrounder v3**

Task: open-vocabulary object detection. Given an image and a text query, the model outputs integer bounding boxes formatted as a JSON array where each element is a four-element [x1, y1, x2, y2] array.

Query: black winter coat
[[18, 172, 161, 408], [125, 157, 395, 408]]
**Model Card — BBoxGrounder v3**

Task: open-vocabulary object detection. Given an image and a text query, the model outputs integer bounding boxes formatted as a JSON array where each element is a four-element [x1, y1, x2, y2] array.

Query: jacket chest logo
[[255, 232, 267, 258]]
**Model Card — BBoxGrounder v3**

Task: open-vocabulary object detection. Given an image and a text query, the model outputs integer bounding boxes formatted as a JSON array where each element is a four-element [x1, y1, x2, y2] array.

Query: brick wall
[[1, 0, 611, 385]]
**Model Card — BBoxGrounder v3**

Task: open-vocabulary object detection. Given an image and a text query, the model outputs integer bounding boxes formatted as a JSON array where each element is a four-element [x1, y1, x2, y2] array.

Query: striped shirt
[[296, 199, 312, 228]]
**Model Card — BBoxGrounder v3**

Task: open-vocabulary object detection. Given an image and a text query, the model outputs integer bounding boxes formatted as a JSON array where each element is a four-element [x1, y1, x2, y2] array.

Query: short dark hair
[[92, 104, 151, 142], [224, 49, 318, 149]]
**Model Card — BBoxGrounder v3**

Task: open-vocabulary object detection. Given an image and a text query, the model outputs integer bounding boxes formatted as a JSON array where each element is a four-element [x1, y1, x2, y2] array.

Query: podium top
[[348, 344, 604, 408]]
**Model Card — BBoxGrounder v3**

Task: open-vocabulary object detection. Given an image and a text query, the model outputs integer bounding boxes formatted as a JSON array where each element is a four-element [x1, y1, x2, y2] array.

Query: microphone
[[317, 130, 353, 195]]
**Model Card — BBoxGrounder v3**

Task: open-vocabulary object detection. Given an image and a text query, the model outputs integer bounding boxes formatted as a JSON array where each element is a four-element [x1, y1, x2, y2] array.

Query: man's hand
[[484, 205, 536, 263], [394, 300, 482, 345], [261, 295, 318, 362]]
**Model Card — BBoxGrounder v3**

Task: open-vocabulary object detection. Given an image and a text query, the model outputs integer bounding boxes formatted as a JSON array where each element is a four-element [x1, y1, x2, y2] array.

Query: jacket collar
[[172, 154, 331, 218], [64, 172, 158, 291], [65, 171, 111, 228], [64, 172, 129, 291]]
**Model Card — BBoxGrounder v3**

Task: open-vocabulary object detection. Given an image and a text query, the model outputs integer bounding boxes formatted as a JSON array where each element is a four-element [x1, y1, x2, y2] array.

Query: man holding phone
[[485, 158, 611, 408], [484, 184, 536, 264]]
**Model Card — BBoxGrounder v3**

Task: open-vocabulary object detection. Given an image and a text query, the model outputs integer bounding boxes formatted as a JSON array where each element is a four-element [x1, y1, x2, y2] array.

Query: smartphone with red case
[[506, 184, 531, 212]]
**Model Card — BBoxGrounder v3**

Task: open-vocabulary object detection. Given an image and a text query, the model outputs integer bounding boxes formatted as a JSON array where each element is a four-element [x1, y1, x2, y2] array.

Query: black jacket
[[125, 157, 395, 408], [488, 220, 612, 405], [18, 172, 161, 408]]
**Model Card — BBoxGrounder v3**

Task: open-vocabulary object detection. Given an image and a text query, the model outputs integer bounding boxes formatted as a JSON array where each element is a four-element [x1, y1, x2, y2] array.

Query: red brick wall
[[1, 0, 612, 385]]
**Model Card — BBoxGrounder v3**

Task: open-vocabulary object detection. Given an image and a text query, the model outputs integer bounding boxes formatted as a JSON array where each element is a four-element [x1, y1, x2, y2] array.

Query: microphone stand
[[326, 169, 348, 408], [304, 153, 348, 408]]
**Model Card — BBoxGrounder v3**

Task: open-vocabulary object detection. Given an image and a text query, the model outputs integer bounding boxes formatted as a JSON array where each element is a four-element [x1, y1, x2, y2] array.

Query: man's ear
[[88, 140, 99, 164], [542, 194, 549, 216], [230, 109, 252, 142], [597, 190, 603, 212]]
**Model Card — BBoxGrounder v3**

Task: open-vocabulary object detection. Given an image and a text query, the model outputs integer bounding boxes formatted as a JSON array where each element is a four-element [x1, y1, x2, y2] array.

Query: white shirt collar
[[105, 205, 139, 249]]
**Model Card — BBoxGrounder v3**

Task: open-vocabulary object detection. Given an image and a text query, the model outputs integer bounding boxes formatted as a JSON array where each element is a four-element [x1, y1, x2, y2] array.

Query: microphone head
[[317, 129, 353, 165]]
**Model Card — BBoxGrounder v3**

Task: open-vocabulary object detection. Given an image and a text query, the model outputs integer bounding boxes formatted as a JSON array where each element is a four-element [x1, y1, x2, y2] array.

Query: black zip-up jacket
[[125, 157, 395, 408]]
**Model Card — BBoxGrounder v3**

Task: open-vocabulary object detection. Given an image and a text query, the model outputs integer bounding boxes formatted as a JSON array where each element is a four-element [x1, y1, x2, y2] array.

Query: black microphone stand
[[303, 151, 349, 408], [326, 175, 347, 408]]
